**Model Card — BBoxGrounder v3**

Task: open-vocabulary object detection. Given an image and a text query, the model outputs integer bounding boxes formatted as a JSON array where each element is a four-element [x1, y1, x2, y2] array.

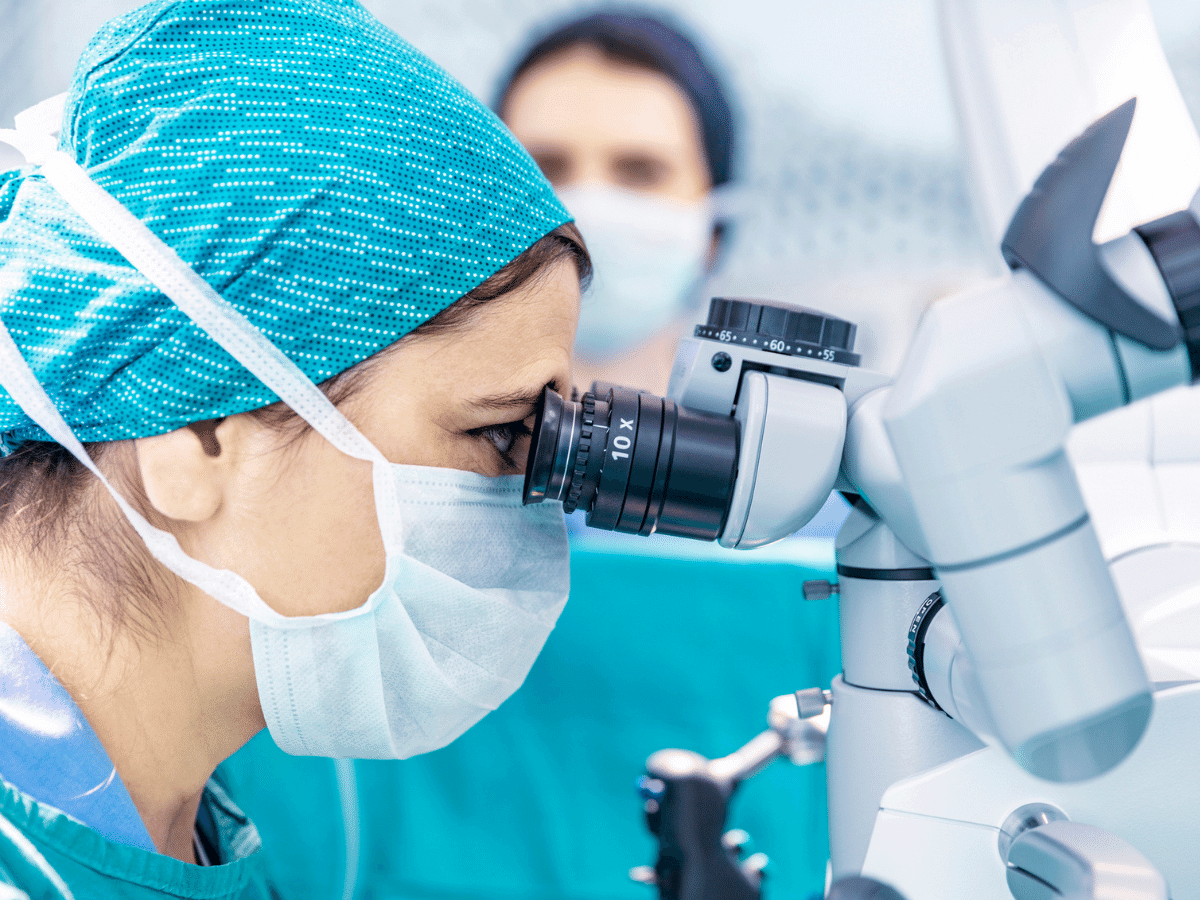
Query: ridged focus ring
[[906, 590, 945, 711], [562, 393, 596, 513]]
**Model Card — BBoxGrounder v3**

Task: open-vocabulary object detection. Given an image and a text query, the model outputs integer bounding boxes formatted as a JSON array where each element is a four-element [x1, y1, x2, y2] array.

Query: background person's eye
[[470, 418, 534, 472], [530, 150, 573, 186], [611, 153, 671, 189]]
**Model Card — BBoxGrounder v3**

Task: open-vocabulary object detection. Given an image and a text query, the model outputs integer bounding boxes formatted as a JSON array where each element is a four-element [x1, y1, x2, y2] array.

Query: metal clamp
[[630, 690, 832, 899]]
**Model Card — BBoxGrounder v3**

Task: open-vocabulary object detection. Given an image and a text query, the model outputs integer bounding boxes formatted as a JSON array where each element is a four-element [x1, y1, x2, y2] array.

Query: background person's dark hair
[[495, 7, 737, 190]]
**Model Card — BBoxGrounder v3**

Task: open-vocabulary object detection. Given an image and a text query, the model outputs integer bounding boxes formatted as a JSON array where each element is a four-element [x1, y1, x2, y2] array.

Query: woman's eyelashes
[[470, 418, 534, 471]]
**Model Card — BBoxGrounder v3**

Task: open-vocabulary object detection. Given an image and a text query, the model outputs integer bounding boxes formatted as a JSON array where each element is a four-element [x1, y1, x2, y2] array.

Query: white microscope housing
[[526, 93, 1200, 900]]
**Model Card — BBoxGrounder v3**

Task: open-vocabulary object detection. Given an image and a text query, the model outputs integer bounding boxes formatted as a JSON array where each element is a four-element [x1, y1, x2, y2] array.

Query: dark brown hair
[[0, 222, 589, 639], [495, 10, 736, 188]]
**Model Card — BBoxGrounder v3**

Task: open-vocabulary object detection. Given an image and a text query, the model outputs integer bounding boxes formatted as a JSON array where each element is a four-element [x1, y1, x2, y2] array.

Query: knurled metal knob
[[906, 590, 945, 711], [695, 297, 861, 366], [563, 392, 596, 513]]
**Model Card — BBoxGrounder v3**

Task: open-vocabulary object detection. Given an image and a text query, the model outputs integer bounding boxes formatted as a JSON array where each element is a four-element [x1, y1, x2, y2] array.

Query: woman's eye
[[530, 150, 572, 186], [471, 418, 534, 471], [612, 153, 671, 189]]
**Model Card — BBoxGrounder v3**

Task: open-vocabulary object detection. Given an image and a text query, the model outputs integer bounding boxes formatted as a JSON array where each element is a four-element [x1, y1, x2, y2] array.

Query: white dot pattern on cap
[[0, 0, 569, 449]]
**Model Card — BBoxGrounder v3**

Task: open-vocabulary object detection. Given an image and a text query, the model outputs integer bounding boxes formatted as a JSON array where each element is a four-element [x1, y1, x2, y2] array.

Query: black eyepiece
[[523, 386, 579, 505], [523, 384, 739, 541]]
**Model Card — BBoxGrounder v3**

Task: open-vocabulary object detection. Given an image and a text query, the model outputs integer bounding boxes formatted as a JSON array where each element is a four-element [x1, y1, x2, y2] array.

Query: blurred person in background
[[497, 8, 737, 395], [496, 9, 850, 536]]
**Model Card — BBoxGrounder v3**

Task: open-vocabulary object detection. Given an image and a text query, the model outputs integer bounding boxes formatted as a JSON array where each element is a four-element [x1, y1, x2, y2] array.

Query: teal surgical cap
[[0, 0, 570, 448]]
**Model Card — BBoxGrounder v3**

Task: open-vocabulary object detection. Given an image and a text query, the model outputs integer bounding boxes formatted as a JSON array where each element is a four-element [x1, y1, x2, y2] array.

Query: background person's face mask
[[0, 113, 571, 761], [558, 183, 714, 361]]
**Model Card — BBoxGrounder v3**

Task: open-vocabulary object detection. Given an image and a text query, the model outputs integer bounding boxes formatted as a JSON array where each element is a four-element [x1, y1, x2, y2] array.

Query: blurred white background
[[4, 0, 1200, 371]]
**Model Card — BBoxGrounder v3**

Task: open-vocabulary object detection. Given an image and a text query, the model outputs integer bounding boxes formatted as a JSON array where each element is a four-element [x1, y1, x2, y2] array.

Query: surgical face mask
[[0, 103, 570, 760], [558, 183, 714, 361]]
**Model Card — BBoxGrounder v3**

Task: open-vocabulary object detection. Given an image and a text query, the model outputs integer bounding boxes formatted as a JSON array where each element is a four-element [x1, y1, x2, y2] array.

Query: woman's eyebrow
[[468, 380, 561, 412]]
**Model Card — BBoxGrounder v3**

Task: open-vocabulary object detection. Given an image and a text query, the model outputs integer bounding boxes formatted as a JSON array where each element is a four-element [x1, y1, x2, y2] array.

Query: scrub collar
[[0, 622, 153, 850]]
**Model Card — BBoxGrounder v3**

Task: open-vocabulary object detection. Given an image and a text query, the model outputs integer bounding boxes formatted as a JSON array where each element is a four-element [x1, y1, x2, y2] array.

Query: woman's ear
[[135, 418, 237, 522]]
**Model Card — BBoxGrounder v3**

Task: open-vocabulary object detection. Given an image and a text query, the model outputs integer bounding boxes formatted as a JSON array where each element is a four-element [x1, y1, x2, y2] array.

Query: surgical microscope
[[523, 99, 1200, 900]]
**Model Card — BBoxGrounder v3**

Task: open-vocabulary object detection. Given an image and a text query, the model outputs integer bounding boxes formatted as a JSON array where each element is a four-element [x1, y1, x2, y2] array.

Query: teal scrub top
[[221, 534, 842, 900], [0, 776, 273, 900]]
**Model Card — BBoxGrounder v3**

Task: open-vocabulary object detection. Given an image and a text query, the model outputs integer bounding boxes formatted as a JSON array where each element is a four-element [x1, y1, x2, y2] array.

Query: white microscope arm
[[881, 100, 1192, 783], [838, 7, 1200, 894]]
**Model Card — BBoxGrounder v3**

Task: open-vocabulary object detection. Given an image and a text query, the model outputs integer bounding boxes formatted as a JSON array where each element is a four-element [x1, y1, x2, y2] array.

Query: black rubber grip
[[836, 564, 936, 582], [1137, 210, 1200, 382]]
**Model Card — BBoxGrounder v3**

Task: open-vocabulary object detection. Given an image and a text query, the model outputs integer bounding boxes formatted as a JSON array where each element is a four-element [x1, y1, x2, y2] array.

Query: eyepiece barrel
[[523, 387, 579, 504], [523, 384, 739, 541]]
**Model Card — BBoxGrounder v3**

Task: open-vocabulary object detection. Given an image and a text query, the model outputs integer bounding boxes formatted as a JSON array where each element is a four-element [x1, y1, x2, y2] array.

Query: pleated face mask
[[558, 183, 713, 361], [0, 107, 570, 761]]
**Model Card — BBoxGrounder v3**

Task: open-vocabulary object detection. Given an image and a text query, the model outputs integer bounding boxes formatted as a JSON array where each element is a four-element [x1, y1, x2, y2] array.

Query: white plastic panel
[[1075, 461, 1166, 558], [1150, 387, 1200, 541], [721, 372, 847, 549], [1113, 543, 1200, 680], [1071, 387, 1200, 559], [863, 683, 1200, 900], [1151, 384, 1200, 461], [863, 811, 1007, 900], [940, 0, 1200, 246], [1156, 464, 1200, 540]]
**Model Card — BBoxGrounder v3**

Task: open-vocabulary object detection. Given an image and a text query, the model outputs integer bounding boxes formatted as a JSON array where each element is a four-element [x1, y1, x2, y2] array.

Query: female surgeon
[[0, 0, 586, 896]]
